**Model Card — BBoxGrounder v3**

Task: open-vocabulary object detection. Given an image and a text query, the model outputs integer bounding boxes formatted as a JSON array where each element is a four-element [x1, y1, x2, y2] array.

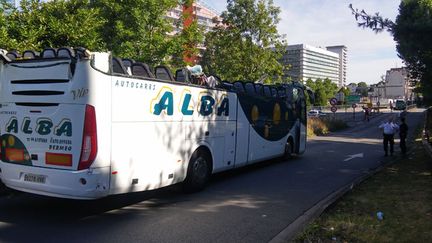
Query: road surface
[[0, 109, 424, 243]]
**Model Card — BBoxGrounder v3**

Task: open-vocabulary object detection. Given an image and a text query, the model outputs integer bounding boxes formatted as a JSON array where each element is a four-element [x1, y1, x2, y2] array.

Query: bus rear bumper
[[0, 162, 110, 200]]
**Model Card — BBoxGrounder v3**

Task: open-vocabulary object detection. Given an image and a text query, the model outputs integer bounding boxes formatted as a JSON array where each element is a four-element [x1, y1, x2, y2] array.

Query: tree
[[40, 0, 105, 50], [170, 0, 205, 67], [0, 0, 104, 51], [349, 2, 432, 104], [92, 0, 178, 65], [201, 0, 287, 82], [338, 86, 351, 104], [356, 82, 369, 97], [305, 78, 338, 106]]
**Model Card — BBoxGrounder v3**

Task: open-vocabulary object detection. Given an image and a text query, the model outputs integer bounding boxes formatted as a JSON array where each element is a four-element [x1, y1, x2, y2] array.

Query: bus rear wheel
[[183, 149, 211, 193]]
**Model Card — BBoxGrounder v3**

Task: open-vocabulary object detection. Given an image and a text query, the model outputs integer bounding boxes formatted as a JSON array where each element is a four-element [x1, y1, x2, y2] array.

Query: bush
[[307, 117, 348, 136]]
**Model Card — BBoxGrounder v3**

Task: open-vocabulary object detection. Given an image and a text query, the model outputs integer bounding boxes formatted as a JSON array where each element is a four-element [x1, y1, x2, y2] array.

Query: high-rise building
[[166, 0, 221, 62], [281, 44, 340, 85], [326, 45, 347, 87], [166, 0, 221, 36]]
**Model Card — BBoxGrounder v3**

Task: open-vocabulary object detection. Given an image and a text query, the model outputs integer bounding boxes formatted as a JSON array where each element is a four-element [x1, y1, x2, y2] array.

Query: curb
[[269, 161, 389, 243]]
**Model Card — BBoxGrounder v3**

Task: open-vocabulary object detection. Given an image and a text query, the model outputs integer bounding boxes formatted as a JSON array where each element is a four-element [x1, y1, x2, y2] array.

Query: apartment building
[[326, 45, 347, 87], [281, 44, 340, 85], [384, 67, 414, 100], [166, 0, 221, 36]]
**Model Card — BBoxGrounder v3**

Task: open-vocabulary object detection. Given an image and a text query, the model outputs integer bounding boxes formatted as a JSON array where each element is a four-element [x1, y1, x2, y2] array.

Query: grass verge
[[295, 127, 432, 242]]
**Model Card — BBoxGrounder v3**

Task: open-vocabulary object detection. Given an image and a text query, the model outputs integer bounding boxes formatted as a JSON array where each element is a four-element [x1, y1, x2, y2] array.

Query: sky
[[204, 0, 403, 85]]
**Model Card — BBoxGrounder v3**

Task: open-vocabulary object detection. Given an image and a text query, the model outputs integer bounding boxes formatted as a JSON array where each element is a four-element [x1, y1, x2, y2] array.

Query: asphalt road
[[0, 109, 425, 243]]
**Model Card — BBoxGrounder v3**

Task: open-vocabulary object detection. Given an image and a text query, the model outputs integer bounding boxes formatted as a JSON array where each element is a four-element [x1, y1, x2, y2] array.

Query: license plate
[[24, 173, 46, 184]]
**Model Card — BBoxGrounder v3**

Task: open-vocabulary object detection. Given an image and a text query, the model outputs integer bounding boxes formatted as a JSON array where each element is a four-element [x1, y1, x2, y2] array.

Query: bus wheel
[[183, 149, 211, 193], [284, 139, 294, 160]]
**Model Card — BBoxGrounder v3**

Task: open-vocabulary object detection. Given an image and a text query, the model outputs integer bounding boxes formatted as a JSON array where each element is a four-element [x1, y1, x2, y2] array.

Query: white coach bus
[[0, 47, 310, 199]]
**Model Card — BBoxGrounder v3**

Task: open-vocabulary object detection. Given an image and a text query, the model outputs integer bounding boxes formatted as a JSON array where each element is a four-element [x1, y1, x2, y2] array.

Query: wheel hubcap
[[193, 157, 208, 182]]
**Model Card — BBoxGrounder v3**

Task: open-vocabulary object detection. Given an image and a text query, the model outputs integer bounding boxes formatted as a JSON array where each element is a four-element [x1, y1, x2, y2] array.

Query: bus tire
[[284, 138, 294, 160], [183, 149, 211, 193]]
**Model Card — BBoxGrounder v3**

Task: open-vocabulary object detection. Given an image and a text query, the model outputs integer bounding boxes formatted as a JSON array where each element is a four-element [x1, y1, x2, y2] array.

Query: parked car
[[394, 99, 406, 110], [308, 109, 327, 117]]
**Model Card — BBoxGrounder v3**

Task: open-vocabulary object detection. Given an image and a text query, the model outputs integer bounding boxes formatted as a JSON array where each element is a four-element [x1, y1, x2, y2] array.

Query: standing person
[[399, 118, 409, 155], [379, 118, 399, 156]]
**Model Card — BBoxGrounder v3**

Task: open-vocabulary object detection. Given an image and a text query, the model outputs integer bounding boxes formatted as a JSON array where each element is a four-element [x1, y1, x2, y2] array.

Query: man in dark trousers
[[379, 117, 399, 156], [399, 117, 409, 155]]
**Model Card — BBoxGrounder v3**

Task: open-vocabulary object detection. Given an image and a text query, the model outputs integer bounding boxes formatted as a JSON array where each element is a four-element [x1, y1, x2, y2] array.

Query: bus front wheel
[[183, 149, 211, 193]]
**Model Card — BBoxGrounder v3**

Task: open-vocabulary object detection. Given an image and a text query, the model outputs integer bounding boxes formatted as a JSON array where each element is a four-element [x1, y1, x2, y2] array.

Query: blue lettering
[[22, 118, 32, 134], [6, 117, 18, 133], [217, 97, 229, 116], [181, 94, 194, 115], [55, 119, 72, 137], [36, 120, 53, 135], [199, 96, 215, 116], [153, 91, 174, 115]]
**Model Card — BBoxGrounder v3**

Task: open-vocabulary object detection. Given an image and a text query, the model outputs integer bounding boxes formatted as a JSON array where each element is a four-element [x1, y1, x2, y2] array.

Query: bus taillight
[[78, 105, 98, 170]]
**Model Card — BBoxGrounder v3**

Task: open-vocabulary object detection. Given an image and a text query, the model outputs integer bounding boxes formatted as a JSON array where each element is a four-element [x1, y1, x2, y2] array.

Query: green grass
[[295, 129, 432, 242]]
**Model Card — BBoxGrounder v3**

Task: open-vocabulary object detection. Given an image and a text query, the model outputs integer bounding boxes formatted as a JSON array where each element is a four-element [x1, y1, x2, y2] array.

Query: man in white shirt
[[379, 118, 399, 156]]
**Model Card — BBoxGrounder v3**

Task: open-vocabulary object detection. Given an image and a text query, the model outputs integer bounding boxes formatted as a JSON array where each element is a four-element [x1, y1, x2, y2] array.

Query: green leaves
[[201, 0, 287, 83], [0, 0, 105, 51], [0, 0, 201, 67], [306, 78, 338, 106]]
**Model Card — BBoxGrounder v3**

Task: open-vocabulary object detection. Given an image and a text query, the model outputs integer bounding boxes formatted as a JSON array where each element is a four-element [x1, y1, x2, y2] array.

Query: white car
[[308, 109, 326, 117]]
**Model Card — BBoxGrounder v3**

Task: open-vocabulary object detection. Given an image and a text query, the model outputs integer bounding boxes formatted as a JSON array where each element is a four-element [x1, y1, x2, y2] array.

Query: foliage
[[170, 2, 205, 67], [393, 0, 432, 104], [338, 87, 351, 104], [201, 0, 287, 82], [307, 117, 348, 136], [348, 3, 395, 33], [40, 0, 105, 50], [349, 2, 432, 105], [91, 0, 178, 65], [357, 81, 367, 88], [307, 118, 328, 136], [0, 0, 204, 68], [305, 78, 338, 106], [355, 81, 369, 97], [0, 0, 104, 51]]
